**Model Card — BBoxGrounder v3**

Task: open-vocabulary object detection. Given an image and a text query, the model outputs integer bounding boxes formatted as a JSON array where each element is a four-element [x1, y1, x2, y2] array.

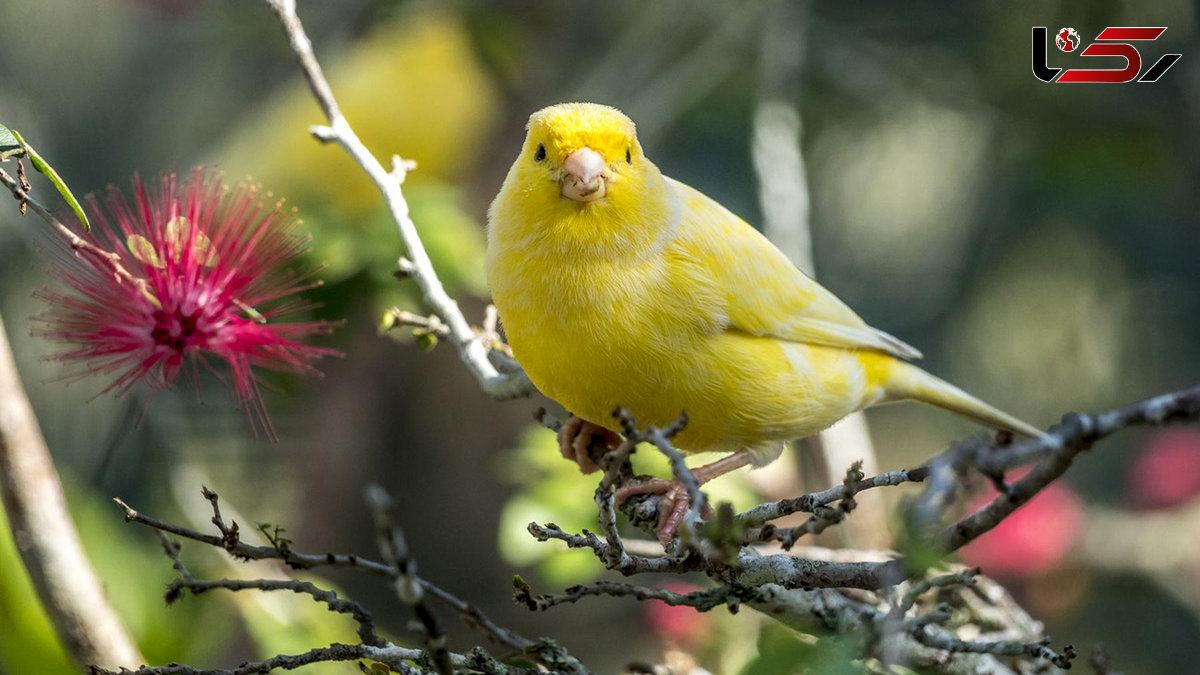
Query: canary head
[[523, 103, 641, 202], [491, 103, 674, 259]]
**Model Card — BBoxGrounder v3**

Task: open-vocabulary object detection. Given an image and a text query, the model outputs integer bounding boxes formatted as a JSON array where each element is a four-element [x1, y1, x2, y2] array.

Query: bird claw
[[614, 478, 714, 544], [557, 416, 621, 474]]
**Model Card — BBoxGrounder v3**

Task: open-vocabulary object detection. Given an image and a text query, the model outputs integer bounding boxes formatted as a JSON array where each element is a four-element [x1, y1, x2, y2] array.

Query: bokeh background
[[1, 0, 1198, 673]]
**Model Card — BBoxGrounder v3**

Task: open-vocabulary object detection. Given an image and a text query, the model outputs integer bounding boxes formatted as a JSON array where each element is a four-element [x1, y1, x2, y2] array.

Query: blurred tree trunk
[[0, 312, 142, 670], [753, 0, 891, 550]]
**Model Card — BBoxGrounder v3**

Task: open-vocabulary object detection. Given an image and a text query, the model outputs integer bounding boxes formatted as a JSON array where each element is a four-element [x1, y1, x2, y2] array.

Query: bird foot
[[615, 479, 715, 544], [613, 450, 755, 543], [557, 415, 621, 474]]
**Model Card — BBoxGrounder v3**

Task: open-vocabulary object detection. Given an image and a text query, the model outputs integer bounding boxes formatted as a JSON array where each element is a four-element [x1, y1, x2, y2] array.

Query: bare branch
[[91, 643, 427, 675], [744, 462, 864, 548], [740, 384, 1200, 560], [592, 432, 639, 571], [937, 384, 1200, 552], [889, 568, 979, 621], [736, 465, 929, 526], [365, 485, 452, 675], [0, 313, 143, 670], [114, 487, 591, 675], [263, 0, 531, 400], [114, 493, 394, 576], [155, 531, 383, 647], [525, 522, 692, 575], [909, 629, 1076, 670], [515, 579, 733, 613], [517, 386, 1200, 673], [0, 167, 155, 304]]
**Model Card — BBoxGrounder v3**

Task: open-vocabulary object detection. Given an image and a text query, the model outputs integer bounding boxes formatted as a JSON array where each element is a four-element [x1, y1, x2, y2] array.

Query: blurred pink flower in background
[[644, 582, 714, 649], [35, 169, 338, 439], [959, 477, 1084, 578], [1127, 429, 1200, 510]]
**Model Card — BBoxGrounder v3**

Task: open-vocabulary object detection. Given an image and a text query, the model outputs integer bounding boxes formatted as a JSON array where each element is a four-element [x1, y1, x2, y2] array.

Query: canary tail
[[883, 360, 1046, 439]]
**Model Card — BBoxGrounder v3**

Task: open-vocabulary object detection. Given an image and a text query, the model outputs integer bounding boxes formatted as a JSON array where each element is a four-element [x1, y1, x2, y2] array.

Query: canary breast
[[487, 183, 890, 453]]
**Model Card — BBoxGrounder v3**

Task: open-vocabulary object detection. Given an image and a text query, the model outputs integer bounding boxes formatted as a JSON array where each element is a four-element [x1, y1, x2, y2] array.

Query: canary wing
[[668, 177, 922, 360]]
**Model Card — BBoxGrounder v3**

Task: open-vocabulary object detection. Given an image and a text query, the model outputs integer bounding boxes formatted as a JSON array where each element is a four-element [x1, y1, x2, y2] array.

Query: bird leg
[[557, 415, 622, 474], [615, 449, 754, 543]]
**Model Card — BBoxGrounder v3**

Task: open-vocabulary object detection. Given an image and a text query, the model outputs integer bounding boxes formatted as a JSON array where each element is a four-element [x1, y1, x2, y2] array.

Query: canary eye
[[625, 147, 632, 164], [534, 143, 546, 162]]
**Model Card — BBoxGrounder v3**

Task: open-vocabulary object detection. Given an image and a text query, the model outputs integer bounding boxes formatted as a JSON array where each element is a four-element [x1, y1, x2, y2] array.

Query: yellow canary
[[486, 103, 1042, 536]]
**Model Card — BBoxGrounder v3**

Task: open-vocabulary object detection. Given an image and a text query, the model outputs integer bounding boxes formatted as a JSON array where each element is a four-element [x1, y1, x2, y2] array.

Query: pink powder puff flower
[[643, 581, 714, 649], [1127, 429, 1200, 510], [958, 476, 1084, 578], [34, 169, 339, 439]]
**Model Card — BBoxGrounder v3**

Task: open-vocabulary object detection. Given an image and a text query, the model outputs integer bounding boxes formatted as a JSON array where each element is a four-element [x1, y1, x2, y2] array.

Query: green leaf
[[127, 234, 164, 268], [166, 216, 217, 266], [416, 332, 439, 351], [0, 124, 21, 161], [895, 510, 948, 578], [9, 129, 90, 230], [239, 302, 266, 324], [378, 310, 398, 334]]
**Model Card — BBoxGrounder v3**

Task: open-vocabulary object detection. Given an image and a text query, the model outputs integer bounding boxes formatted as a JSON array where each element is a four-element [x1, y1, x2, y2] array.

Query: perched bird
[[486, 102, 1043, 542]]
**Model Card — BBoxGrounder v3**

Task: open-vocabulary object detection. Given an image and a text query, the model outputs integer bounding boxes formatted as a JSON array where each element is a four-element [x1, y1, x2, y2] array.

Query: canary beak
[[561, 147, 607, 202]]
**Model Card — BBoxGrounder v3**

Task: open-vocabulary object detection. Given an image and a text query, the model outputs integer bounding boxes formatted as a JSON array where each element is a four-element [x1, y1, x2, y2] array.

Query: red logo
[[1056, 27, 1080, 52], [1032, 26, 1181, 83]]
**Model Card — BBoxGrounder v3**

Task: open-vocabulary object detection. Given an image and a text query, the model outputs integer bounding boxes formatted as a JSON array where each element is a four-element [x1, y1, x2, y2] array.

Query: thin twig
[[365, 485, 452, 675], [115, 488, 590, 674], [515, 579, 734, 612], [937, 385, 1200, 552], [114, 494, 394, 575], [525, 522, 693, 575], [0, 167, 154, 304], [155, 531, 384, 647], [740, 384, 1200, 558], [737, 465, 930, 526], [910, 629, 1076, 669], [90, 643, 426, 675], [889, 569, 979, 621], [745, 461, 864, 548], [593, 433, 639, 571]]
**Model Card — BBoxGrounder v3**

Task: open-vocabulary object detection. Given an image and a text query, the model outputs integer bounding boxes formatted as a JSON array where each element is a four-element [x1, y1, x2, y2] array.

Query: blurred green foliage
[[0, 476, 226, 673], [738, 624, 864, 675]]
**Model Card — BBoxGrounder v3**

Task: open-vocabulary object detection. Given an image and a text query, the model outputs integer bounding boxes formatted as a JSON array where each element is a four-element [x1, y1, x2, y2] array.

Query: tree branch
[[935, 384, 1200, 552], [0, 167, 156, 305], [112, 486, 590, 675], [742, 462, 864, 548], [516, 386, 1200, 672], [0, 312, 143, 670], [515, 579, 734, 613], [155, 531, 384, 647], [263, 0, 531, 400], [365, 485, 453, 675], [736, 465, 928, 527], [752, 0, 891, 550]]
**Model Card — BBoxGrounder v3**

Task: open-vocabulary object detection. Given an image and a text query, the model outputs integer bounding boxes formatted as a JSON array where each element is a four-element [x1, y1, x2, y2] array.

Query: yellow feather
[[486, 103, 1043, 459]]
